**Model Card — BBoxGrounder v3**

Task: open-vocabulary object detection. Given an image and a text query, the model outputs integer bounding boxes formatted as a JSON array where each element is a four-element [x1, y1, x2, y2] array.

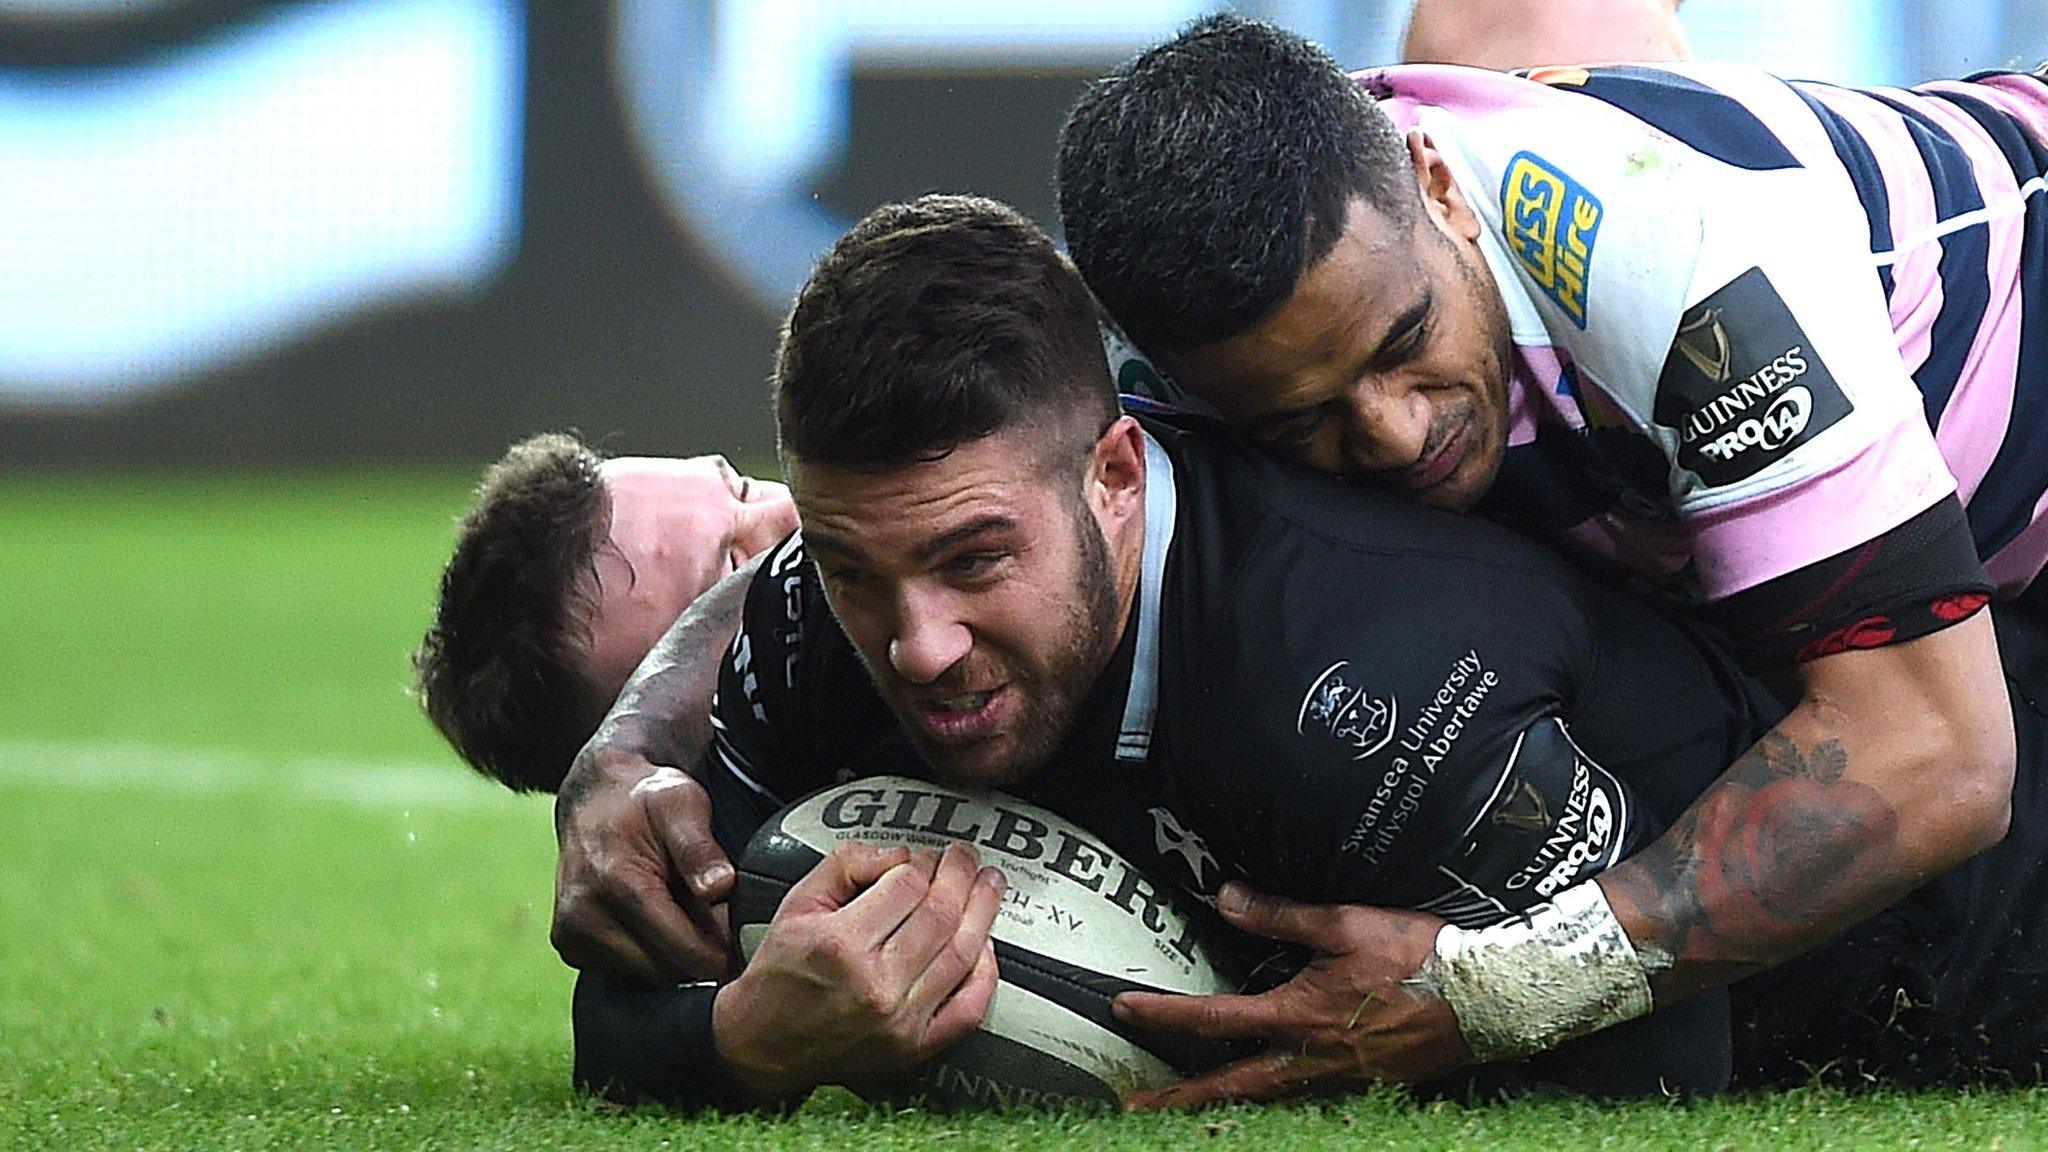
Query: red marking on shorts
[[1930, 591, 1990, 622], [1795, 615, 1898, 663]]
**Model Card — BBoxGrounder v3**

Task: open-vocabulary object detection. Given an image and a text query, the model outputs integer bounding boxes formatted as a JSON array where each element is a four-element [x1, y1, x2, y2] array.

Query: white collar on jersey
[[1115, 428, 1177, 762]]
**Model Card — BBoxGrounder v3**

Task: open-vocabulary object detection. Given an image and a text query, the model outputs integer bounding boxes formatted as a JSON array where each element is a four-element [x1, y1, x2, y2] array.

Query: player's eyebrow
[[801, 530, 864, 566], [1243, 404, 1325, 438], [804, 512, 1019, 569], [910, 513, 1019, 566], [1240, 292, 1434, 437], [1363, 291, 1433, 369]]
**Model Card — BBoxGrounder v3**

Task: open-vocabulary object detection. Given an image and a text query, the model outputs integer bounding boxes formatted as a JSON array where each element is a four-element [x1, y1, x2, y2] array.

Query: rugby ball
[[733, 776, 1236, 1109]]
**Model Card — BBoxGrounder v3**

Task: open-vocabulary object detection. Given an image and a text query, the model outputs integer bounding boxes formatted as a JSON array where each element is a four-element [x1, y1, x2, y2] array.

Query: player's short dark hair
[[413, 432, 612, 794], [1056, 13, 1417, 354], [775, 194, 1118, 470]]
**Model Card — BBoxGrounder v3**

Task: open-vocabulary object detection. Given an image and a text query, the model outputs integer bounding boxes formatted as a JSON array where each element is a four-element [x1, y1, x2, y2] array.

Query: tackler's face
[[790, 422, 1140, 789], [1164, 135, 1517, 514], [580, 456, 799, 704]]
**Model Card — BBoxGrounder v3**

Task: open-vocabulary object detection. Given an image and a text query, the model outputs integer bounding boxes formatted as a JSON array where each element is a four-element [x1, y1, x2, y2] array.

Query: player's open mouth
[[1402, 420, 1468, 492], [916, 685, 1011, 742]]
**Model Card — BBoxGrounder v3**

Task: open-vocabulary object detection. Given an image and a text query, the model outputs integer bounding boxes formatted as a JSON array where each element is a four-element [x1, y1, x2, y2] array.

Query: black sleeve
[[1707, 495, 1993, 668], [571, 975, 751, 1110], [703, 534, 826, 811]]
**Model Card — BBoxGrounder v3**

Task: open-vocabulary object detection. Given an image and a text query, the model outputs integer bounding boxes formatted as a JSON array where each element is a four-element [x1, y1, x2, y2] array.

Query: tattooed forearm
[[1600, 731, 1909, 1002], [617, 556, 762, 751], [556, 557, 762, 822]]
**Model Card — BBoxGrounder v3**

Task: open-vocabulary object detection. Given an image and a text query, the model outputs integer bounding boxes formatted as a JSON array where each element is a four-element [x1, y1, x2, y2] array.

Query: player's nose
[[1338, 380, 1432, 472], [886, 588, 972, 685]]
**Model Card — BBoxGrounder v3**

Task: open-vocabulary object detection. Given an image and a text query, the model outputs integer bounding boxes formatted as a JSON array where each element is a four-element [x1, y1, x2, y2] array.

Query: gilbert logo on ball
[[734, 776, 1236, 1109]]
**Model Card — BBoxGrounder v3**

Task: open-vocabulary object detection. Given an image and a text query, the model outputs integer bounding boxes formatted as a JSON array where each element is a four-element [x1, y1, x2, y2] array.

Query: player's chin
[[1422, 465, 1491, 514], [914, 732, 1043, 791], [1411, 468, 1481, 514], [1424, 420, 1506, 512]]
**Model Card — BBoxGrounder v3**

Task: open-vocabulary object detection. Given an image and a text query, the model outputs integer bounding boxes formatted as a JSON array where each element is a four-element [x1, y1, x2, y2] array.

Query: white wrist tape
[[1422, 881, 1654, 1062]]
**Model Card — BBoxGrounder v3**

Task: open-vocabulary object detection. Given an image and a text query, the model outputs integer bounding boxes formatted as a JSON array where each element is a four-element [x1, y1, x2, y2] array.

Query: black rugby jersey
[[573, 411, 1786, 1107]]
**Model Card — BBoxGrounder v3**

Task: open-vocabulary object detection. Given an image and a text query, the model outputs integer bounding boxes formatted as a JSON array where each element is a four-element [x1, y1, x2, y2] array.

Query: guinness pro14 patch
[[1652, 266, 1852, 488]]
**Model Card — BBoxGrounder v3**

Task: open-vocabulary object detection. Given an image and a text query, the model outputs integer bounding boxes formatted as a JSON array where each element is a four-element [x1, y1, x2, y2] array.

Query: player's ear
[[1088, 415, 1145, 523], [1406, 129, 1481, 244]]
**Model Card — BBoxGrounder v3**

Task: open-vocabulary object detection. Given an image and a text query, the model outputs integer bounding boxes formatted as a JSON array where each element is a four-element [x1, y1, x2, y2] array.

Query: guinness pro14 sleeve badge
[[1652, 266, 1852, 487]]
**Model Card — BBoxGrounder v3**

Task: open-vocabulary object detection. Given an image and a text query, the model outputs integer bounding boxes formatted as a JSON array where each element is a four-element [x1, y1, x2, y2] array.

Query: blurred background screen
[[0, 0, 2042, 467]]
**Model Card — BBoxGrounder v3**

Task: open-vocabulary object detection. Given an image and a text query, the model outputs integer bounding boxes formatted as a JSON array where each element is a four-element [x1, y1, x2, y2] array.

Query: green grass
[[0, 473, 468, 757], [8, 471, 2048, 1150]]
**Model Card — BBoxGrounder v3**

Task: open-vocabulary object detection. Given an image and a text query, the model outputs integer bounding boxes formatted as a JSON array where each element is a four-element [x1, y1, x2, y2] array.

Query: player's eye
[[817, 563, 868, 592], [1265, 412, 1325, 449], [945, 551, 1008, 583], [1379, 314, 1431, 367]]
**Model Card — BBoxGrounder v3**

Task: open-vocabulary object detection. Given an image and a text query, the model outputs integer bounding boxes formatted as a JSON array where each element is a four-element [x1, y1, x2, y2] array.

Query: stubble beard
[[1459, 236, 1518, 507], [905, 497, 1124, 790]]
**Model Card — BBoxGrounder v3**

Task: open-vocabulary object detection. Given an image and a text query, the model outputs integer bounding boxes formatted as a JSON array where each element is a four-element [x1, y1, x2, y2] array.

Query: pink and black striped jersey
[[1366, 62, 2048, 607]]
